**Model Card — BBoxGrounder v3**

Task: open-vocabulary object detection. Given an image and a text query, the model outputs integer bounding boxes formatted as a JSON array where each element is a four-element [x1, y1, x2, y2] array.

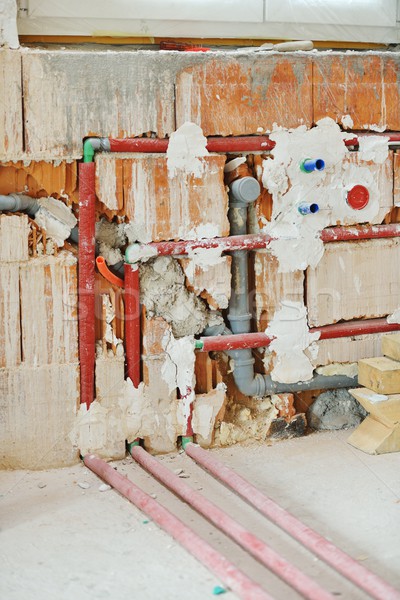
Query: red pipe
[[108, 133, 400, 155], [84, 454, 272, 600], [78, 162, 96, 408], [197, 318, 400, 352], [321, 224, 400, 243], [127, 225, 400, 263], [185, 443, 400, 600], [124, 264, 141, 388], [130, 446, 335, 600]]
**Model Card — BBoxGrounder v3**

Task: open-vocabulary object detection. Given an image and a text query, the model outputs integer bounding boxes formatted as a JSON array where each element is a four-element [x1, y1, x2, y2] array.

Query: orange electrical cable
[[96, 256, 124, 288]]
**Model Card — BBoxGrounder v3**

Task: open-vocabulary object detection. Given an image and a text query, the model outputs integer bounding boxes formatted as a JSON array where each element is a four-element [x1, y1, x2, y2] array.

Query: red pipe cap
[[346, 185, 370, 210]]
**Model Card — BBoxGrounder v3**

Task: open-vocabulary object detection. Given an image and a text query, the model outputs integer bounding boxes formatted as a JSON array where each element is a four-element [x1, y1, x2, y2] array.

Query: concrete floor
[[1, 429, 399, 600]]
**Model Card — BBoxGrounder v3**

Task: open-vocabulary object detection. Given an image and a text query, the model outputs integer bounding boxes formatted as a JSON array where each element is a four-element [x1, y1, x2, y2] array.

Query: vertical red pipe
[[124, 263, 141, 388], [78, 162, 96, 408]]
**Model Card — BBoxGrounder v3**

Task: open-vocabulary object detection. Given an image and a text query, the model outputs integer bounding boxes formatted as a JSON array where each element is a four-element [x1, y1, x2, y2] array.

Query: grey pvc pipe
[[0, 193, 40, 215], [209, 176, 359, 396]]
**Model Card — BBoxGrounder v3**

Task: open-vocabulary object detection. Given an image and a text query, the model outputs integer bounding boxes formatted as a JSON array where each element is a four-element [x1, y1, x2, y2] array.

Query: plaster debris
[[307, 389, 367, 430], [387, 309, 400, 324], [364, 123, 387, 133], [77, 482, 90, 490], [125, 243, 158, 264], [266, 301, 320, 383], [186, 247, 225, 271], [34, 197, 77, 247], [96, 218, 127, 265], [98, 484, 111, 492], [140, 256, 209, 337], [316, 362, 358, 378], [192, 384, 227, 446], [358, 135, 389, 164], [261, 118, 386, 273], [341, 114, 354, 129], [184, 222, 220, 241], [167, 122, 209, 178], [215, 398, 277, 446]]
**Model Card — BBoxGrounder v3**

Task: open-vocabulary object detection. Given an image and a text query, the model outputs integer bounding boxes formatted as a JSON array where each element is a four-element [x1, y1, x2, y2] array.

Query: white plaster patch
[[358, 135, 389, 164], [125, 243, 158, 264], [354, 389, 388, 403], [186, 247, 224, 271], [316, 362, 358, 378], [387, 308, 400, 324], [161, 331, 196, 425], [183, 222, 220, 241], [363, 123, 387, 133], [34, 197, 77, 247], [167, 122, 209, 178], [341, 114, 354, 129], [266, 301, 320, 383]]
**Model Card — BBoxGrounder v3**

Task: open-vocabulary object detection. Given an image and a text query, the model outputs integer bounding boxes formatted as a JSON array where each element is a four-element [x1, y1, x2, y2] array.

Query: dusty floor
[[1, 429, 399, 600]]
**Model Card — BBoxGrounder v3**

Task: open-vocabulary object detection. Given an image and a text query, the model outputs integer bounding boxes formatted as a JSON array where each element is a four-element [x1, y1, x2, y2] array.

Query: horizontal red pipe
[[185, 443, 400, 600], [130, 446, 334, 600], [198, 318, 400, 352], [124, 264, 141, 388], [127, 225, 400, 263], [84, 454, 272, 600], [78, 162, 96, 408], [108, 133, 400, 155], [321, 224, 400, 243]]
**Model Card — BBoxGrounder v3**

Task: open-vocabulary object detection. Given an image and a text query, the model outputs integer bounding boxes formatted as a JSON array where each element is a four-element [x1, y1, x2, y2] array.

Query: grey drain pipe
[[203, 176, 357, 396], [0, 193, 40, 215]]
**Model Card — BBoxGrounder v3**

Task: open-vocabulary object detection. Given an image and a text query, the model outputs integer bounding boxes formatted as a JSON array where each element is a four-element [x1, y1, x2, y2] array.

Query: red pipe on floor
[[197, 318, 400, 352], [78, 162, 96, 408], [84, 454, 272, 600], [185, 443, 400, 600], [130, 446, 335, 600], [124, 264, 141, 388]]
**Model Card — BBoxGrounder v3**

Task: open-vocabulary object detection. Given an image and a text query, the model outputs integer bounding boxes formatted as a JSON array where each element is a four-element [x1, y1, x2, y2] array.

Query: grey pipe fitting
[[0, 193, 40, 215], [230, 177, 260, 204]]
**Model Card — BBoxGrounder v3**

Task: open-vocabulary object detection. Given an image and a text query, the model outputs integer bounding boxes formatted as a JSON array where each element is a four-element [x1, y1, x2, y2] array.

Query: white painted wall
[[16, 0, 400, 43]]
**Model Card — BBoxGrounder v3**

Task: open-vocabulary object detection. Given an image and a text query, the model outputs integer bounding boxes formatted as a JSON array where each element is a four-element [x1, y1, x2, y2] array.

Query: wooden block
[[382, 334, 400, 362], [0, 214, 29, 262], [254, 251, 304, 329], [22, 50, 177, 158], [0, 160, 78, 204], [180, 255, 231, 310], [0, 364, 79, 469], [314, 334, 382, 367], [306, 238, 400, 327], [0, 49, 23, 159], [20, 253, 78, 366], [348, 387, 400, 454], [313, 54, 400, 130], [176, 55, 313, 135], [123, 154, 228, 242], [358, 357, 400, 395], [0, 264, 21, 368]]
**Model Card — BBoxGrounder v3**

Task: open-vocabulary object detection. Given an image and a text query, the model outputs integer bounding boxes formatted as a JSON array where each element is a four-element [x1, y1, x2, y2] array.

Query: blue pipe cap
[[300, 158, 325, 173], [298, 202, 319, 215]]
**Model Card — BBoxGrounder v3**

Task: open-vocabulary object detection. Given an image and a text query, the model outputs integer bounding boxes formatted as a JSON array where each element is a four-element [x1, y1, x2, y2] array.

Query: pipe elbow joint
[[83, 137, 111, 163], [300, 158, 325, 173]]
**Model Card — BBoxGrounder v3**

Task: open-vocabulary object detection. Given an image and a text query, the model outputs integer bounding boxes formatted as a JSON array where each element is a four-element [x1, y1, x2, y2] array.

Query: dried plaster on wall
[[265, 301, 320, 383], [34, 197, 77, 247], [166, 121, 209, 179], [140, 256, 219, 337], [261, 118, 389, 273]]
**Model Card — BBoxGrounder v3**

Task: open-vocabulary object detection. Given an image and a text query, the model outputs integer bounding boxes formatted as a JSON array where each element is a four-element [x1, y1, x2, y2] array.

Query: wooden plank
[[0, 264, 21, 368], [0, 364, 79, 469], [0, 49, 23, 159], [313, 54, 400, 130], [358, 356, 400, 395], [254, 250, 304, 329], [350, 387, 400, 426], [20, 253, 78, 366], [306, 238, 400, 327], [382, 333, 400, 362], [176, 55, 313, 135], [0, 214, 29, 262], [123, 154, 228, 242]]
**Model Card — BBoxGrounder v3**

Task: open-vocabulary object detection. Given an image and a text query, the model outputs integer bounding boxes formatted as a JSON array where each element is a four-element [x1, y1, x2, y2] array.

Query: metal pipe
[[196, 318, 400, 352], [125, 224, 400, 264], [185, 443, 400, 600], [124, 263, 141, 388], [0, 193, 40, 215], [129, 446, 334, 600], [84, 453, 272, 600], [78, 162, 96, 408]]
